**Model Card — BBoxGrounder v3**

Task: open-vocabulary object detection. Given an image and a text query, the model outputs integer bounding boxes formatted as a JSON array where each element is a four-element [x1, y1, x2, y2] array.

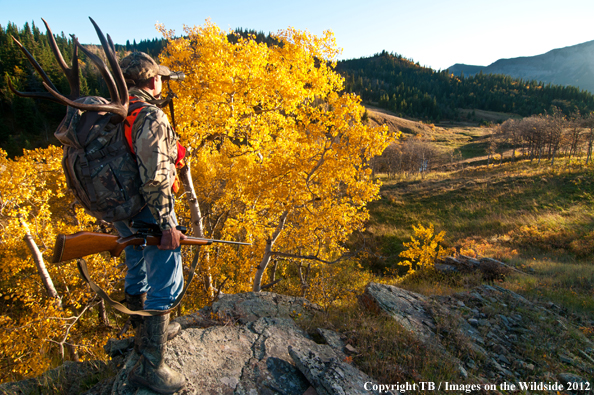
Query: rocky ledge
[[10, 291, 381, 395], [2, 284, 593, 394], [362, 282, 594, 389]]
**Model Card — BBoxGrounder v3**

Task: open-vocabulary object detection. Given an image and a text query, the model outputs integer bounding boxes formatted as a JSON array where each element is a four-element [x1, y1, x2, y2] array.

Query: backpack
[[8, 18, 183, 223], [9, 18, 202, 317], [54, 96, 151, 222]]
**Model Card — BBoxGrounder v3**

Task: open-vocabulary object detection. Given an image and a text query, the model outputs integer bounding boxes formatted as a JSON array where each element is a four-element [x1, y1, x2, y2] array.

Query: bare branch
[[253, 210, 290, 291], [271, 251, 350, 265], [18, 215, 62, 306], [260, 279, 282, 290]]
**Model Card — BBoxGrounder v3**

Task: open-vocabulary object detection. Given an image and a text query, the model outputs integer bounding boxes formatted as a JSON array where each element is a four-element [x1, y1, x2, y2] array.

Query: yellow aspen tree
[[0, 21, 396, 380], [0, 147, 122, 381], [158, 21, 394, 294], [399, 223, 451, 272]]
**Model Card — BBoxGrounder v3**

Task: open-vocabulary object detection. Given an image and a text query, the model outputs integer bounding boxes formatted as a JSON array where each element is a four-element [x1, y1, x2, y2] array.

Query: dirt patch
[[458, 108, 521, 123], [365, 106, 437, 137]]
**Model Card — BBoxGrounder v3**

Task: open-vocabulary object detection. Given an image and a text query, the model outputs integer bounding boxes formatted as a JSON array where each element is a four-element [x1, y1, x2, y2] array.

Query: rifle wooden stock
[[52, 232, 213, 263]]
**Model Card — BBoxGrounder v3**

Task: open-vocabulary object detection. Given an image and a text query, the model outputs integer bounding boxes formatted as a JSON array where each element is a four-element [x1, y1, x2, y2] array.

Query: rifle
[[52, 221, 250, 263], [51, 221, 250, 317]]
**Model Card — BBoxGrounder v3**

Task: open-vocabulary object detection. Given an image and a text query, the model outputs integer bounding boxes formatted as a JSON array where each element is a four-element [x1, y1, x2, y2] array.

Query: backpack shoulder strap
[[124, 97, 153, 154]]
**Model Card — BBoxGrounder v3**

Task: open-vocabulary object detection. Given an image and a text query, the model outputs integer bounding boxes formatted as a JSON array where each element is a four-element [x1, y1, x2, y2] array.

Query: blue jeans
[[113, 206, 184, 310]]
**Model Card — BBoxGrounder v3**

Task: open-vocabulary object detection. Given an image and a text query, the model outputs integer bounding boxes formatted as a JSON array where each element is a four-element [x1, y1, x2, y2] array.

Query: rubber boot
[[126, 292, 146, 328], [126, 292, 146, 354], [128, 313, 186, 394], [126, 293, 181, 345]]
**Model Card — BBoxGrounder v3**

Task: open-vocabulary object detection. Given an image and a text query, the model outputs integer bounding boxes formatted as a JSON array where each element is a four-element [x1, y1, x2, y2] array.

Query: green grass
[[357, 157, 594, 323], [298, 303, 463, 387]]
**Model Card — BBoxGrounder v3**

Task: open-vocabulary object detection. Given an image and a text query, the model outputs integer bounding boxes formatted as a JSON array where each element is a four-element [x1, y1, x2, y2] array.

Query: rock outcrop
[[360, 282, 437, 343], [90, 292, 383, 395], [361, 282, 594, 387]]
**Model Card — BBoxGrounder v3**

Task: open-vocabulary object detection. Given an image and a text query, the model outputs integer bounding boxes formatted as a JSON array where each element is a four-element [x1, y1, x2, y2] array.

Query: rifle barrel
[[187, 236, 251, 246], [53, 232, 250, 263]]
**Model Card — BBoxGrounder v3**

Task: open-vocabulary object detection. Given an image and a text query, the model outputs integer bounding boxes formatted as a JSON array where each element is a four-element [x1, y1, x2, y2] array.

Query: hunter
[[116, 51, 187, 394]]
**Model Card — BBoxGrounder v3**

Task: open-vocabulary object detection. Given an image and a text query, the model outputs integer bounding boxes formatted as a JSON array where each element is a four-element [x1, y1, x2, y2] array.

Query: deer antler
[[8, 17, 128, 122], [42, 18, 80, 100]]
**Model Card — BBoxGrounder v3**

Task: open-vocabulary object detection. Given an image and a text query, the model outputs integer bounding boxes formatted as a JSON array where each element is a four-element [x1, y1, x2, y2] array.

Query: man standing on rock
[[114, 51, 187, 394]]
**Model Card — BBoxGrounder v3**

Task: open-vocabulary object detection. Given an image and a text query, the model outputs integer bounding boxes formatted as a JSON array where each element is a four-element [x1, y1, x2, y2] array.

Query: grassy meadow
[[363, 114, 594, 315], [366, 157, 594, 315], [6, 113, 594, 392]]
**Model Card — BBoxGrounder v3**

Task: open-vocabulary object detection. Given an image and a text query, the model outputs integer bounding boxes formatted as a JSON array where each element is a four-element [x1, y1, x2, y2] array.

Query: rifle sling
[[76, 248, 200, 316]]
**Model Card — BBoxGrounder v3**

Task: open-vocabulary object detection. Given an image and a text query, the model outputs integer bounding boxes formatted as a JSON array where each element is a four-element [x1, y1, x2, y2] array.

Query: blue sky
[[2, 0, 593, 71]]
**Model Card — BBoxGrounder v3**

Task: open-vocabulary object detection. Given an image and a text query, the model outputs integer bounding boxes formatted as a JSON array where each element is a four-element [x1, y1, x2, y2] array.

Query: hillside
[[449, 39, 594, 93], [365, 106, 520, 163], [4, 20, 594, 394], [365, 106, 519, 134], [2, 281, 593, 394], [4, 21, 594, 156], [338, 52, 594, 123]]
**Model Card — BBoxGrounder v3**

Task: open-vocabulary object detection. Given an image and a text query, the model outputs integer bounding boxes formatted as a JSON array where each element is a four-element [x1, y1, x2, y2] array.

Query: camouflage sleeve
[[132, 106, 178, 230]]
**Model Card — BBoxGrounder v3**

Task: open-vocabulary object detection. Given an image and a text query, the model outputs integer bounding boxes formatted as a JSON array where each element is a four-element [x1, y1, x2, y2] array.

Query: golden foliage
[[158, 21, 394, 295], [0, 20, 394, 381], [399, 223, 450, 272], [274, 259, 375, 310], [0, 147, 123, 382]]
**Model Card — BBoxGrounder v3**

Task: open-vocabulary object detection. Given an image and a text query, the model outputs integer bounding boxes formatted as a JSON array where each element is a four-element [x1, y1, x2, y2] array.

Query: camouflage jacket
[[129, 87, 179, 230]]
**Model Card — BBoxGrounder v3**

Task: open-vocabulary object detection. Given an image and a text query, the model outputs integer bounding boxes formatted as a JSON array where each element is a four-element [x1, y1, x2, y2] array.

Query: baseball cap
[[119, 51, 171, 82]]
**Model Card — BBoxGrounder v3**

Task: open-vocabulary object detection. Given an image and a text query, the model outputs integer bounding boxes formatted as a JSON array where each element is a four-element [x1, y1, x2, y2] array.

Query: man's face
[[153, 75, 163, 99]]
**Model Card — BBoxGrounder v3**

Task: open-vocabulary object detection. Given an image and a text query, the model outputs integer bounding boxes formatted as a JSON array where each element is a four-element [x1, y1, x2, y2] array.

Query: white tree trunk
[[586, 130, 594, 165], [19, 216, 62, 306], [178, 160, 213, 296], [178, 160, 204, 237], [253, 211, 289, 292]]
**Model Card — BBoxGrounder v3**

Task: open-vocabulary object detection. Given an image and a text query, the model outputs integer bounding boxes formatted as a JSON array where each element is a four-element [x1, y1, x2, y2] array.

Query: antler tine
[[70, 35, 80, 98], [8, 18, 128, 121], [11, 35, 59, 93], [74, 38, 120, 106], [47, 18, 129, 121], [7, 77, 66, 104], [42, 82, 127, 120], [41, 18, 80, 99], [106, 32, 129, 108], [88, 17, 129, 109], [107, 33, 116, 56]]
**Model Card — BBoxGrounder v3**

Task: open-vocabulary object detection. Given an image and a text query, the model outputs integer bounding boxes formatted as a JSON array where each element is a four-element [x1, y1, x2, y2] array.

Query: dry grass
[[458, 108, 521, 123], [365, 105, 511, 157], [297, 301, 463, 387]]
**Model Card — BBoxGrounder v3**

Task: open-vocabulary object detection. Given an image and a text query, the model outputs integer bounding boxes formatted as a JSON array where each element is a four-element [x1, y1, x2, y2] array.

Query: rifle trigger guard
[[135, 230, 149, 250]]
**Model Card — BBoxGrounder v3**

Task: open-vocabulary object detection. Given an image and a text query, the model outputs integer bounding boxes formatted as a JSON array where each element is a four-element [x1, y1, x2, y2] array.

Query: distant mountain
[[448, 40, 594, 93], [337, 51, 594, 123]]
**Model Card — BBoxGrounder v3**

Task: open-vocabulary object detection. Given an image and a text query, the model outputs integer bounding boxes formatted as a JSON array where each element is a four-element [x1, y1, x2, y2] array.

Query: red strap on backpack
[[175, 143, 186, 167], [124, 97, 186, 162], [124, 97, 145, 155]]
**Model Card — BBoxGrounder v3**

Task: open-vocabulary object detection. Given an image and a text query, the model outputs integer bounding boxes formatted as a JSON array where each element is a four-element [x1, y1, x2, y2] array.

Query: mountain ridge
[[448, 39, 594, 93]]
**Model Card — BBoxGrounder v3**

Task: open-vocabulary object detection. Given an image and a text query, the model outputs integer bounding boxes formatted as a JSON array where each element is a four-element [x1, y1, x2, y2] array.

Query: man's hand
[[159, 228, 187, 250]]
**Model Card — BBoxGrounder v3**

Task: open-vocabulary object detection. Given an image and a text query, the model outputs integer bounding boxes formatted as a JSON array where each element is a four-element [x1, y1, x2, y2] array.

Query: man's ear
[[147, 76, 156, 90]]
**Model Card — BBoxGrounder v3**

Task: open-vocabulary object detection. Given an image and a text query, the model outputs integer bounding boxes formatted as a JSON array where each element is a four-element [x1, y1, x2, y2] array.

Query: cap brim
[[157, 65, 171, 76]]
